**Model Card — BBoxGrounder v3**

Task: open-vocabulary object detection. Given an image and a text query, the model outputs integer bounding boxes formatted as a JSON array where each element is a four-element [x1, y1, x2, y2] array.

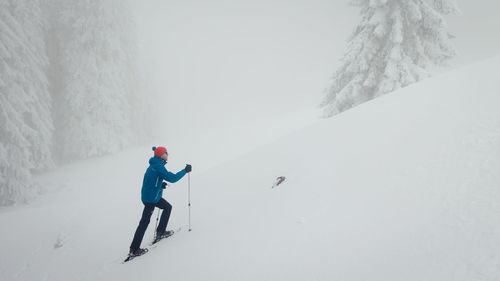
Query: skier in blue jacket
[[129, 146, 192, 257]]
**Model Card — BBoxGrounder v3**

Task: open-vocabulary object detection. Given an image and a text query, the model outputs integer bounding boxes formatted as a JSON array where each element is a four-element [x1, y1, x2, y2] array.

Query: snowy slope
[[1, 56, 500, 281]]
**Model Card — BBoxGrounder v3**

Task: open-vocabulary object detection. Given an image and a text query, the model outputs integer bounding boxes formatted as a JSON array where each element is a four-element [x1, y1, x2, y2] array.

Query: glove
[[185, 164, 192, 173], [162, 182, 168, 189]]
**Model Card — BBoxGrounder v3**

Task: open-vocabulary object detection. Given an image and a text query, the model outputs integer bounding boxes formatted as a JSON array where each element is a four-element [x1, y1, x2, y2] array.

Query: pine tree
[[54, 0, 136, 160], [0, 0, 53, 205], [321, 0, 460, 116]]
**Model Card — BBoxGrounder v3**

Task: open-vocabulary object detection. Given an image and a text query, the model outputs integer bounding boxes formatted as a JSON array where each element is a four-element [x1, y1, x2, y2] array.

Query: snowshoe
[[124, 248, 149, 263], [152, 230, 175, 244]]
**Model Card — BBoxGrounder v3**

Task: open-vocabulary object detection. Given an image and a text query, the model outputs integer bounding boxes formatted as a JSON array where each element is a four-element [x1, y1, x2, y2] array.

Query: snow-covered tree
[[53, 0, 137, 160], [0, 0, 54, 205], [321, 0, 460, 116]]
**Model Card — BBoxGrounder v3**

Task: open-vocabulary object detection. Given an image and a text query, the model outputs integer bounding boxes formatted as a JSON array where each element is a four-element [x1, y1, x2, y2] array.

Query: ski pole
[[188, 172, 191, 231]]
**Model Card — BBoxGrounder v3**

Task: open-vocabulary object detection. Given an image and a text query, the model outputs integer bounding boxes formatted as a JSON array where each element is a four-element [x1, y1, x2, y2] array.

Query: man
[[129, 146, 192, 257]]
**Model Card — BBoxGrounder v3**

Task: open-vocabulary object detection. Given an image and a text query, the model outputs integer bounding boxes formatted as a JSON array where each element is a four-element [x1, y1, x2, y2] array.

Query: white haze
[[130, 0, 357, 168], [129, 0, 500, 168]]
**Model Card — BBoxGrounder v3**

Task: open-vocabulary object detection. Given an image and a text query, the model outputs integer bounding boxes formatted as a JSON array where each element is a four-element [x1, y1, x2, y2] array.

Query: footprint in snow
[[54, 233, 69, 249]]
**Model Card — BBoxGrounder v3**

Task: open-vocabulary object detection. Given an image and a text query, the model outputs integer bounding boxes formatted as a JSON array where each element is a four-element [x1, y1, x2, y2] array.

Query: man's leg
[[130, 203, 155, 250], [155, 198, 172, 233]]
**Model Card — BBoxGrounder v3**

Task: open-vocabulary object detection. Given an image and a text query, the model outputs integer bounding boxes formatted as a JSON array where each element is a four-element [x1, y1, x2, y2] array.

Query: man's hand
[[185, 164, 192, 173], [162, 182, 168, 189]]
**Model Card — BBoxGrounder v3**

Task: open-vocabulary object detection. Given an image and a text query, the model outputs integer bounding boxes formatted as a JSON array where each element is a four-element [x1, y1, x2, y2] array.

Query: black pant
[[130, 198, 172, 250]]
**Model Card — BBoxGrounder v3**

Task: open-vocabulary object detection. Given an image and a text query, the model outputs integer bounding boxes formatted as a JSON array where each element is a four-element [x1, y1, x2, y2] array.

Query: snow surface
[[1, 56, 500, 281]]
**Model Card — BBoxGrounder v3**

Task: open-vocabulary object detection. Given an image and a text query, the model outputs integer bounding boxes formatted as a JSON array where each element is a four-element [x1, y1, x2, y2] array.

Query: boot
[[156, 230, 174, 239], [129, 248, 148, 257]]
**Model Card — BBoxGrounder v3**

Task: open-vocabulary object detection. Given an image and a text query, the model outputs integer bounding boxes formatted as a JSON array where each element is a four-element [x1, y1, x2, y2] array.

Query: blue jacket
[[141, 156, 187, 203]]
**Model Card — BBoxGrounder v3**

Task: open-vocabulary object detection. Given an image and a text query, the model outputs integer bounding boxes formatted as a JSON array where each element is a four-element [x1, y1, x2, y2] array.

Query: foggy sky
[[129, 0, 500, 167]]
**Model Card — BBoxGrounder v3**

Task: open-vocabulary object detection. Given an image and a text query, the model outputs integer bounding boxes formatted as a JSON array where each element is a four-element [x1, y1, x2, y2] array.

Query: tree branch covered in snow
[[52, 0, 137, 160], [0, 0, 53, 205], [0, 0, 142, 206], [321, 0, 460, 117]]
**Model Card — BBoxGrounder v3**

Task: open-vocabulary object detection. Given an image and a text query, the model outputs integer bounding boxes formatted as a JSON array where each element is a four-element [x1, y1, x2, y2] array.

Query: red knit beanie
[[153, 146, 167, 157]]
